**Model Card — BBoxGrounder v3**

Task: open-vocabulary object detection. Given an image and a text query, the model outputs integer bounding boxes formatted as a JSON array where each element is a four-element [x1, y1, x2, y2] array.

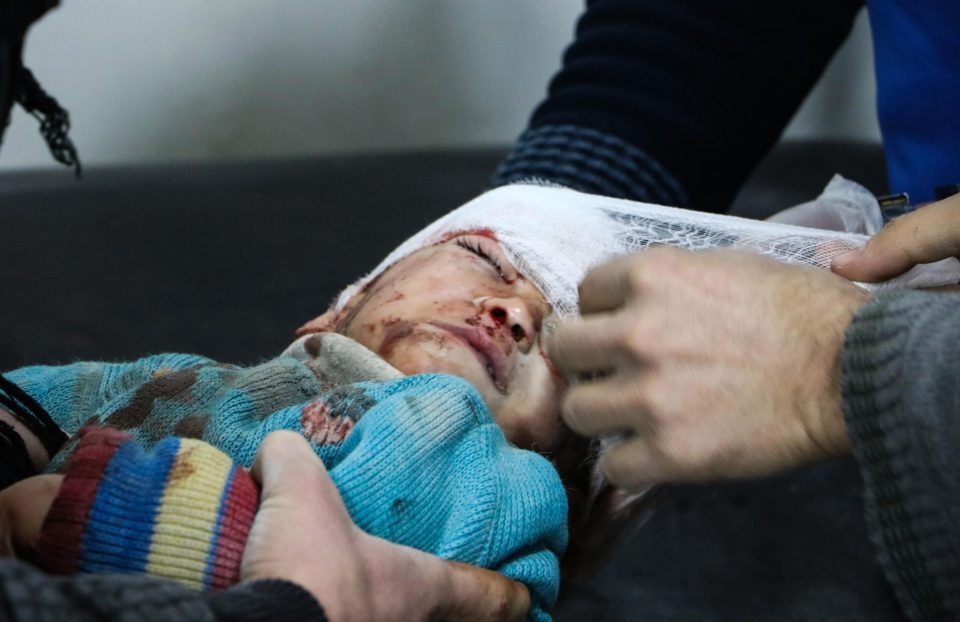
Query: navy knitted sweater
[[494, 0, 959, 210]]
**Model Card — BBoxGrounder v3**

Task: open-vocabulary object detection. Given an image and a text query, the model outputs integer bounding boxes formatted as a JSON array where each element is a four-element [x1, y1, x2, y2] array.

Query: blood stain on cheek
[[335, 302, 364, 334], [464, 315, 497, 337], [432, 300, 467, 316], [378, 318, 416, 359]]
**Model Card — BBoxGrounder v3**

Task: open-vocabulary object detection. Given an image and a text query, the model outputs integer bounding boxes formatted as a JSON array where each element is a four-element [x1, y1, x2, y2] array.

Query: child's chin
[[385, 342, 496, 402]]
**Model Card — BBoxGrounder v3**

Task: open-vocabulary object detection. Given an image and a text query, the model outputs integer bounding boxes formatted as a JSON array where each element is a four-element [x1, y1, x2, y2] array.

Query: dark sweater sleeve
[[0, 559, 327, 622], [492, 0, 864, 211], [842, 290, 960, 620]]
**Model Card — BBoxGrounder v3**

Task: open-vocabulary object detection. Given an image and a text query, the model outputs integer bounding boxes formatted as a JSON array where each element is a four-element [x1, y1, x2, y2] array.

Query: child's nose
[[482, 297, 539, 353]]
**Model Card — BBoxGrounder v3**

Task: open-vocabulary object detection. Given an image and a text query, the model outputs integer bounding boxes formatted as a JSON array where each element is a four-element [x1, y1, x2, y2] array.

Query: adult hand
[[242, 430, 530, 622], [832, 192, 960, 281], [548, 248, 870, 489]]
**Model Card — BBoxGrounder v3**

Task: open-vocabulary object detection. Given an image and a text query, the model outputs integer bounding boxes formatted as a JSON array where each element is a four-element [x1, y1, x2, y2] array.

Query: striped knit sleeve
[[842, 290, 960, 620], [28, 428, 259, 592]]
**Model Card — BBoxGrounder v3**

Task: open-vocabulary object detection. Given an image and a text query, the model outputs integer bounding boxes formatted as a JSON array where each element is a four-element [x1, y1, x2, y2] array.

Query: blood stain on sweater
[[300, 399, 355, 445], [377, 318, 415, 359], [167, 447, 197, 485]]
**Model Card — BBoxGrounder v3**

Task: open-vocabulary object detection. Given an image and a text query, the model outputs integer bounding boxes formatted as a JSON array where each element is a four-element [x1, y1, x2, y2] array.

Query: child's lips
[[427, 321, 510, 393]]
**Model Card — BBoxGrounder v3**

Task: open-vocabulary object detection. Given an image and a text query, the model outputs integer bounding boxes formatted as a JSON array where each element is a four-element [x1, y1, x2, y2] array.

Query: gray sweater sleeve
[[0, 559, 326, 622], [842, 290, 960, 620]]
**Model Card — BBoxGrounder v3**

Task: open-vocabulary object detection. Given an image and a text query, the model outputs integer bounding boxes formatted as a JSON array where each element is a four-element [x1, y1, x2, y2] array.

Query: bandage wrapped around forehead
[[336, 181, 960, 318]]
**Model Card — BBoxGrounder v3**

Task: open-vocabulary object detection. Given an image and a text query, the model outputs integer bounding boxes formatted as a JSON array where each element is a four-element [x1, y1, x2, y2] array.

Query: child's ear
[[295, 310, 339, 337]]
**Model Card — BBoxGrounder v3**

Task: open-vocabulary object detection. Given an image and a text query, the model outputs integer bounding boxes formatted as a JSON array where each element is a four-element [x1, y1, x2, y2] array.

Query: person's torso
[[867, 0, 960, 202]]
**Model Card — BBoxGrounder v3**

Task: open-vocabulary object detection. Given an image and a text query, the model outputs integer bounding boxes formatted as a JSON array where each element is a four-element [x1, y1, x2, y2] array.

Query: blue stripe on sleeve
[[79, 437, 180, 574]]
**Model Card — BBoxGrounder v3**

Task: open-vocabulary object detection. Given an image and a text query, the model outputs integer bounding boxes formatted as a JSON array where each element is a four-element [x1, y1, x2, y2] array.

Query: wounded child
[[0, 182, 955, 622]]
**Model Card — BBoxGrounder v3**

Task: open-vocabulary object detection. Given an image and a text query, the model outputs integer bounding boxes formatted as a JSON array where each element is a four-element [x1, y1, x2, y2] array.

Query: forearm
[[494, 0, 862, 210], [0, 559, 325, 622], [842, 290, 960, 619]]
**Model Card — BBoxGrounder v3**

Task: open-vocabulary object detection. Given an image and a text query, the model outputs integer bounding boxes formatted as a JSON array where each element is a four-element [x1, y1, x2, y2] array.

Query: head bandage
[[336, 181, 960, 317]]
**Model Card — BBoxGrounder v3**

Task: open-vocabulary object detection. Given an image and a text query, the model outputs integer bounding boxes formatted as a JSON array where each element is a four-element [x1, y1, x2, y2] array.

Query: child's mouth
[[427, 322, 509, 394]]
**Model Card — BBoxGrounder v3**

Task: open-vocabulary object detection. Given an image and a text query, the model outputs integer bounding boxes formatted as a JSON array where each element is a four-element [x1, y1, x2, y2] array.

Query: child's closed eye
[[455, 237, 509, 281]]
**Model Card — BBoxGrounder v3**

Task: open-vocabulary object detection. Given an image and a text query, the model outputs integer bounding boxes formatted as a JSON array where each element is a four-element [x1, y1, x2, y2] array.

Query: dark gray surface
[[0, 150, 501, 367], [555, 461, 901, 621], [0, 141, 900, 620]]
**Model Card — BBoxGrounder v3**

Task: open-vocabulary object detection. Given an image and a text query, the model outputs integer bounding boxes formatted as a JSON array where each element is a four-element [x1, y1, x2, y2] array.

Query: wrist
[[810, 381, 852, 460], [806, 283, 869, 461], [249, 529, 374, 622]]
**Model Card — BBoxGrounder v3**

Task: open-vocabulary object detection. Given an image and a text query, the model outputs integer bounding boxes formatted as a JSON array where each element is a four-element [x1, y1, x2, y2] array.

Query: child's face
[[298, 233, 572, 454]]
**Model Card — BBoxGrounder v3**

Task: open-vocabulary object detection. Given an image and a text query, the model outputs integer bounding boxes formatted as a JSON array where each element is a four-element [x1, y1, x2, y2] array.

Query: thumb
[[578, 253, 637, 315], [250, 430, 350, 524], [437, 561, 530, 622], [832, 193, 960, 282]]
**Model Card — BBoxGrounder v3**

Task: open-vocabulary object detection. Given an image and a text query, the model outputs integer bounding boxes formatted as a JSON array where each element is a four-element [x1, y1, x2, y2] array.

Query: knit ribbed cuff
[[490, 124, 688, 206], [208, 579, 328, 622], [30, 427, 259, 592], [842, 291, 960, 620]]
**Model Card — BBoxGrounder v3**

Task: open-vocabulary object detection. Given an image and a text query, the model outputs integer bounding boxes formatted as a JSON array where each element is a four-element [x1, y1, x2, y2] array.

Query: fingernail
[[832, 249, 860, 270]]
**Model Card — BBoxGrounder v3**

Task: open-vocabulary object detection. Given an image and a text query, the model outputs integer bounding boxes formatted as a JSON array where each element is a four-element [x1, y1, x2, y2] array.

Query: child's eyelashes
[[455, 237, 508, 280]]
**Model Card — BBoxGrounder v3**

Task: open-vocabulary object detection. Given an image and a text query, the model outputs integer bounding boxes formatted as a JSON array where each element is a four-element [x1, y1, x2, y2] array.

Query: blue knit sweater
[[7, 334, 567, 622]]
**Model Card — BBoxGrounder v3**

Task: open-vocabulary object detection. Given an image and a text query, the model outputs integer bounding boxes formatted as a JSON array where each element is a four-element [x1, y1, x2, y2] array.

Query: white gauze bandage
[[335, 182, 960, 318]]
